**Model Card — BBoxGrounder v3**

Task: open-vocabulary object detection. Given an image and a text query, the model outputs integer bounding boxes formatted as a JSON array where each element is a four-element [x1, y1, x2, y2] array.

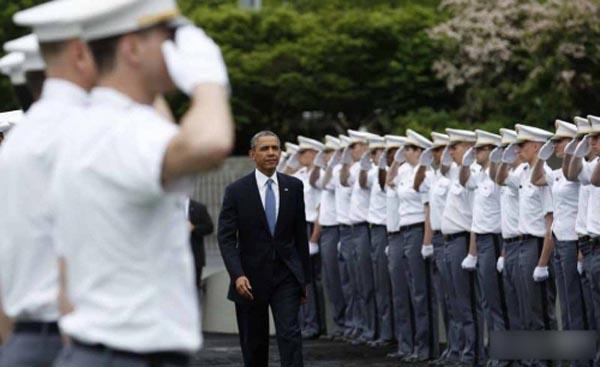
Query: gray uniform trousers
[[586, 237, 600, 364], [579, 237, 596, 332], [515, 236, 557, 367], [401, 224, 438, 359], [387, 232, 415, 356], [339, 225, 360, 337], [369, 224, 393, 341], [553, 237, 587, 332], [54, 343, 190, 367], [503, 239, 524, 331], [0, 330, 62, 367], [432, 231, 461, 362], [445, 232, 485, 365], [320, 225, 346, 336], [299, 222, 324, 336], [351, 224, 377, 341]]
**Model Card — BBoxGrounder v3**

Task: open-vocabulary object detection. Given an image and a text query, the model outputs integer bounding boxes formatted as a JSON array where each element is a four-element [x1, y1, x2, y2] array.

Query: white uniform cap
[[406, 129, 432, 149], [324, 135, 341, 151], [0, 52, 26, 84], [515, 124, 553, 143], [499, 128, 517, 146], [298, 136, 324, 152], [13, 0, 87, 43], [573, 116, 591, 137], [285, 142, 299, 155], [339, 135, 351, 149], [365, 133, 385, 150], [80, 0, 187, 41], [3, 34, 45, 72], [474, 129, 501, 148], [347, 129, 369, 145], [0, 110, 24, 132], [552, 119, 577, 140], [446, 128, 476, 144], [587, 115, 600, 135], [431, 132, 449, 148], [384, 134, 406, 149]]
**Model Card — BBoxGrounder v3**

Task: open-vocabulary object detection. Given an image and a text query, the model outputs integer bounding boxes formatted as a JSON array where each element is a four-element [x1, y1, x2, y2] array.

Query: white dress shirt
[[0, 79, 89, 321], [441, 165, 477, 234], [576, 185, 590, 236], [547, 169, 579, 241], [504, 162, 553, 238], [386, 188, 401, 233], [52, 87, 200, 353], [255, 169, 280, 218], [335, 165, 352, 225], [500, 164, 525, 239], [424, 168, 451, 232], [367, 167, 387, 225], [317, 168, 338, 226], [578, 158, 600, 237], [349, 163, 370, 224], [293, 167, 319, 223], [396, 163, 428, 227], [465, 167, 502, 234]]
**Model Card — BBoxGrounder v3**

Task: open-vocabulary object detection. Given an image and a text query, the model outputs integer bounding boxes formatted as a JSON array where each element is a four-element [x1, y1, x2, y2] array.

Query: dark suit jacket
[[217, 171, 311, 304], [188, 200, 214, 269]]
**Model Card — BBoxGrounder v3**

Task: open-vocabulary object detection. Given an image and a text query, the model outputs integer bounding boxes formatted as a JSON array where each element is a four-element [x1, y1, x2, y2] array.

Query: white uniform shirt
[[349, 163, 370, 224], [504, 163, 553, 238], [334, 165, 352, 225], [367, 167, 387, 225], [396, 163, 427, 226], [547, 169, 579, 241], [317, 168, 337, 226], [424, 168, 450, 232], [52, 88, 200, 352], [500, 164, 525, 239], [386, 183, 400, 232], [578, 158, 600, 237], [576, 185, 590, 236], [441, 165, 477, 234], [255, 169, 280, 218], [465, 167, 502, 234], [293, 167, 319, 223], [0, 80, 88, 321]]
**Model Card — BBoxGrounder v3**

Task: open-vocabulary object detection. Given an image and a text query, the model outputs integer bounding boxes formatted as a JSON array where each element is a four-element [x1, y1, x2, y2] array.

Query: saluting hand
[[235, 276, 254, 301]]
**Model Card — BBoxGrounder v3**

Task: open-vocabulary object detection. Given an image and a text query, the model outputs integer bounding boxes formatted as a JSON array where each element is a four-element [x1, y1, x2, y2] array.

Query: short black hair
[[250, 131, 280, 150], [24, 70, 46, 102], [88, 34, 121, 75]]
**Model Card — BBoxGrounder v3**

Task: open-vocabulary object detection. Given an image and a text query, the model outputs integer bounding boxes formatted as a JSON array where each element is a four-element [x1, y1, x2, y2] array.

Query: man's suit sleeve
[[295, 180, 311, 285], [217, 185, 245, 281], [190, 200, 214, 237]]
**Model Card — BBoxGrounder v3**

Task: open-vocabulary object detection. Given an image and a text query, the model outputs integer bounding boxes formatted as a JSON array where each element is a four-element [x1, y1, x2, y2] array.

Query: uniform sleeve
[[542, 186, 553, 214], [504, 170, 521, 189], [463, 169, 479, 191], [578, 159, 596, 185], [366, 168, 377, 189]]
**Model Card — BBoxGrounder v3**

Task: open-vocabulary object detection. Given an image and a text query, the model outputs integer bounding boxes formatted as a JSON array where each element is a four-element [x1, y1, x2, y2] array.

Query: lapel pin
[[284, 188, 289, 192]]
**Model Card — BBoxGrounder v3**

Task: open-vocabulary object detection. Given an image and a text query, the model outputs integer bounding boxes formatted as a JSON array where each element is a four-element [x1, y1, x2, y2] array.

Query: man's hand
[[342, 147, 353, 165], [461, 254, 477, 271], [496, 256, 505, 273], [502, 144, 518, 164], [286, 152, 300, 170], [533, 266, 549, 282], [575, 136, 592, 158], [441, 146, 452, 166], [329, 150, 342, 168], [314, 151, 326, 169], [421, 244, 434, 259], [394, 147, 405, 164], [235, 276, 254, 300], [462, 147, 475, 167], [419, 148, 433, 167], [378, 150, 388, 169], [490, 147, 504, 163], [360, 152, 372, 171], [565, 138, 578, 156], [538, 140, 554, 161]]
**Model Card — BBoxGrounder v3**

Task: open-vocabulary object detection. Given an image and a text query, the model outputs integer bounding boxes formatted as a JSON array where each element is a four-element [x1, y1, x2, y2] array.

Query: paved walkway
[[194, 333, 429, 367]]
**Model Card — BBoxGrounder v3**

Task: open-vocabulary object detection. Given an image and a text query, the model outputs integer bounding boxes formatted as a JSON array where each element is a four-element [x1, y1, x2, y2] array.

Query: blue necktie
[[265, 178, 276, 236]]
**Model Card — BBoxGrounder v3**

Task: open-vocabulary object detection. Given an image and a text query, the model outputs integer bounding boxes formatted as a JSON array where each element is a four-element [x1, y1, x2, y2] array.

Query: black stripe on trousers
[[424, 259, 434, 358], [536, 238, 551, 331], [492, 234, 510, 329], [466, 239, 480, 363], [576, 240, 590, 330]]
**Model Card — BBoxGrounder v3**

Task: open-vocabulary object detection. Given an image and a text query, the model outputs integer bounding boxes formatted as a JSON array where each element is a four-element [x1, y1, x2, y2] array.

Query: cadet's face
[[323, 150, 334, 162], [371, 148, 383, 164], [137, 25, 176, 95], [590, 135, 600, 155], [449, 142, 469, 165], [404, 145, 421, 165], [0, 132, 4, 145], [387, 148, 397, 166], [431, 146, 443, 164], [516, 141, 540, 162], [250, 136, 281, 173], [553, 137, 569, 158], [350, 143, 366, 161], [474, 145, 491, 165], [298, 149, 317, 166]]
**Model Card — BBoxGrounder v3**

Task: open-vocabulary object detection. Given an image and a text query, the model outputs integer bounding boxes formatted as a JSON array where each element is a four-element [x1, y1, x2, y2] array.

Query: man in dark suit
[[187, 199, 214, 288], [218, 130, 311, 367]]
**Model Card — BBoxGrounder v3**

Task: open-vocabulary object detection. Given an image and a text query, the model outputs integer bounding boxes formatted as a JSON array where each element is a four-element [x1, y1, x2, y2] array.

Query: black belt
[[503, 236, 520, 244], [73, 340, 189, 367], [347, 222, 368, 228], [432, 230, 442, 236], [388, 231, 400, 235], [14, 321, 59, 335], [320, 224, 339, 228], [399, 222, 424, 232], [370, 224, 386, 229], [443, 231, 469, 242], [579, 235, 590, 243], [517, 234, 541, 242], [591, 237, 600, 246]]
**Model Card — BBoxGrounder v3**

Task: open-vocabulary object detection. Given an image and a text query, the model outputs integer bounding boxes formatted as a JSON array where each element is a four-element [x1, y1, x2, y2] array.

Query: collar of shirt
[[90, 87, 137, 110], [255, 169, 278, 189], [40, 78, 89, 106]]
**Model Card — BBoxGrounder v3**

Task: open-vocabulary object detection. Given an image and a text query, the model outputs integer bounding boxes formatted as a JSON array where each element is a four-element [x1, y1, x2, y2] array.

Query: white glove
[[342, 147, 353, 165], [162, 25, 229, 96], [378, 150, 388, 169], [533, 266, 549, 282], [419, 148, 433, 167], [496, 256, 505, 273], [577, 261, 583, 275], [421, 244, 434, 259], [461, 254, 477, 271], [441, 146, 452, 166], [314, 151, 326, 169], [574, 136, 591, 158], [360, 152, 372, 171], [490, 147, 504, 163], [276, 152, 288, 172], [538, 140, 554, 161], [286, 152, 300, 170], [502, 144, 517, 164], [309, 242, 319, 256], [384, 246, 389, 257], [462, 147, 475, 167], [394, 147, 405, 164], [337, 242, 341, 252], [564, 138, 578, 156], [329, 150, 342, 168]]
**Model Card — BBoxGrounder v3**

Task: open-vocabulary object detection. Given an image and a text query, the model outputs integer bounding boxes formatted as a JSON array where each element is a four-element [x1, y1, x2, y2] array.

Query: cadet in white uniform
[[0, 111, 22, 146], [0, 3, 100, 365], [383, 135, 416, 359], [313, 136, 347, 339], [0, 51, 35, 112], [441, 128, 485, 366], [51, 1, 234, 365]]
